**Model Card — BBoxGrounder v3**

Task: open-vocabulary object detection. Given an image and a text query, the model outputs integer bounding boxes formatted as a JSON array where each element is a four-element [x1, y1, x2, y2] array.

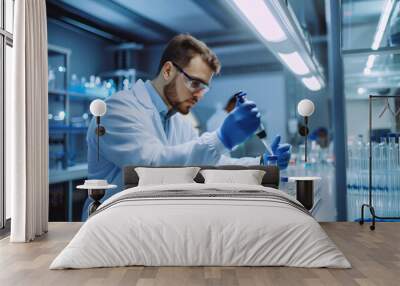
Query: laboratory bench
[[49, 164, 88, 222]]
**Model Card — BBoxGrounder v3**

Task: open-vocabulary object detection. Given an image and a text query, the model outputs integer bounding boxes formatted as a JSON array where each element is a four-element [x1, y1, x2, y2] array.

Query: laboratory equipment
[[48, 67, 56, 90], [68, 74, 86, 94], [123, 78, 131, 90], [257, 127, 273, 155], [234, 91, 273, 155], [270, 135, 291, 170], [104, 79, 116, 96], [265, 155, 278, 167], [56, 65, 66, 89], [359, 95, 400, 231]]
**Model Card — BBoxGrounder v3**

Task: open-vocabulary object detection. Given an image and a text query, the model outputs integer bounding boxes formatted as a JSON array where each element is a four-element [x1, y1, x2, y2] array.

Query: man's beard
[[164, 78, 192, 115]]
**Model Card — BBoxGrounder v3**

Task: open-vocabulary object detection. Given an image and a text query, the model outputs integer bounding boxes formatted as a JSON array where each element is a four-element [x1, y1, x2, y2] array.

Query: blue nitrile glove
[[262, 135, 291, 170], [217, 95, 261, 150]]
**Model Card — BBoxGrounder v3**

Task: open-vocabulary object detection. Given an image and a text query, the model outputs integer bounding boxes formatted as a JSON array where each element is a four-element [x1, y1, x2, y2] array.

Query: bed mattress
[[50, 183, 350, 269]]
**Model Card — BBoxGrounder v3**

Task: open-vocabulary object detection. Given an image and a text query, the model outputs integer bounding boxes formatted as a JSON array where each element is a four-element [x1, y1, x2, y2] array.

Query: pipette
[[234, 91, 274, 155], [256, 127, 274, 155]]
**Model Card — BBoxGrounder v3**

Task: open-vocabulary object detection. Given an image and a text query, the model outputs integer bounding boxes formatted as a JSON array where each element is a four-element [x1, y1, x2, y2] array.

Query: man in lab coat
[[82, 34, 291, 220]]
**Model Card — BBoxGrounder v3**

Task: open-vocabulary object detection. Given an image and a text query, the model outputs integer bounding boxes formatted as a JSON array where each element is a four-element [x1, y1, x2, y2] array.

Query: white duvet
[[50, 183, 351, 269]]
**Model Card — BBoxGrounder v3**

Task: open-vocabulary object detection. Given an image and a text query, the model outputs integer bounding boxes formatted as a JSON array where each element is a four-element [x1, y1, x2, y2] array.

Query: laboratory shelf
[[343, 46, 400, 96], [48, 88, 108, 100], [49, 125, 88, 134], [48, 89, 68, 96], [346, 94, 397, 101], [345, 96, 369, 101], [68, 91, 108, 100], [49, 163, 88, 184]]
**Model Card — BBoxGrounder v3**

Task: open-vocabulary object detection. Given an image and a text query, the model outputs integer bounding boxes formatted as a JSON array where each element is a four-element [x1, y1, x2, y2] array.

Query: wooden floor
[[0, 222, 399, 286]]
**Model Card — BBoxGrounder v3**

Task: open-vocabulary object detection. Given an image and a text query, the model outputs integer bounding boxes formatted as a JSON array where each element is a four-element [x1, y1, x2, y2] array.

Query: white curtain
[[8, 0, 49, 242]]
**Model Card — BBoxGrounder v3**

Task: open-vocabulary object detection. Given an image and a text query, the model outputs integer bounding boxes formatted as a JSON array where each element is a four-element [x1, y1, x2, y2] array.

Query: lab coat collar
[[132, 79, 155, 110], [144, 80, 169, 116], [133, 79, 176, 119]]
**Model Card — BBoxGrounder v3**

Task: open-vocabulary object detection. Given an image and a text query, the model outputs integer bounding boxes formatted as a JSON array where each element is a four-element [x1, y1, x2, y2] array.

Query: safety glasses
[[172, 62, 210, 94]]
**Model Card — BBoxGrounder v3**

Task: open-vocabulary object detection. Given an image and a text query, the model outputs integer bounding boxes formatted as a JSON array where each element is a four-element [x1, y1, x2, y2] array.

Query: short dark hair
[[158, 34, 221, 74]]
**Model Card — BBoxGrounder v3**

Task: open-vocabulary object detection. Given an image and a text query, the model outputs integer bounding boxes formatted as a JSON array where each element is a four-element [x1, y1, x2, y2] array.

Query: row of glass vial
[[347, 134, 400, 221]]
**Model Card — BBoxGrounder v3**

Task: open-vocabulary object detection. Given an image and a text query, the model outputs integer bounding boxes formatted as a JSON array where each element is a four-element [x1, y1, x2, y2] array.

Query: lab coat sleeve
[[90, 97, 228, 167], [185, 120, 260, 166], [217, 154, 260, 166]]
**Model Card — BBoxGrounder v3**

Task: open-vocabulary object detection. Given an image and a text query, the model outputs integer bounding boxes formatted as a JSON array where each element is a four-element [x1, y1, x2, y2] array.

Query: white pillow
[[135, 167, 200, 186], [200, 169, 266, 185]]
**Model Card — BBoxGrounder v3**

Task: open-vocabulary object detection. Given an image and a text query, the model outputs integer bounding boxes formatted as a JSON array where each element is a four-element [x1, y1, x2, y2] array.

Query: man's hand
[[262, 135, 291, 169], [217, 94, 261, 150]]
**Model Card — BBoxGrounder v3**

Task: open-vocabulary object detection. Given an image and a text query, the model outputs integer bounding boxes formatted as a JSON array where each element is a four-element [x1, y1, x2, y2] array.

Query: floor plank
[[0, 222, 399, 286]]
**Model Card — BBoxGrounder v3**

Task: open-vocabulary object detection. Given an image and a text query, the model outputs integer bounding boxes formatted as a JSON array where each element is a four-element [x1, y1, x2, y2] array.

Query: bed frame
[[123, 165, 280, 190]]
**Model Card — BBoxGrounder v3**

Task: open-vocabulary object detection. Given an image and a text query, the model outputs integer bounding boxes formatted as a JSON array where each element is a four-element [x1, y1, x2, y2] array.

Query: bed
[[50, 165, 350, 269]]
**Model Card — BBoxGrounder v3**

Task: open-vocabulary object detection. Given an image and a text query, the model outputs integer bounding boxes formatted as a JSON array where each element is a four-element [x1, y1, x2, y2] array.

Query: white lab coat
[[206, 107, 227, 132], [83, 79, 258, 219]]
